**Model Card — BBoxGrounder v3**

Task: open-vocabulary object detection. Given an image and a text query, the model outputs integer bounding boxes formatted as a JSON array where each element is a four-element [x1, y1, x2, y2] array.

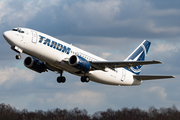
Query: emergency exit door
[[121, 69, 126, 82]]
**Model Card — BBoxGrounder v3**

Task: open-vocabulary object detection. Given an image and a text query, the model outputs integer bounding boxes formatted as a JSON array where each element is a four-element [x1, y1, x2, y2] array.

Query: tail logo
[[128, 43, 148, 74], [124, 40, 151, 75]]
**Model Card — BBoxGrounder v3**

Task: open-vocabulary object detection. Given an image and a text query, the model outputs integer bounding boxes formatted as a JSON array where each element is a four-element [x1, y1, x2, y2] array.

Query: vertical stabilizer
[[124, 40, 151, 75]]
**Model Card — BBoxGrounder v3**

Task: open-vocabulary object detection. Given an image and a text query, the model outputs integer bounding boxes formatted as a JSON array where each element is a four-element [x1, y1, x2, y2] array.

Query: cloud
[[148, 86, 167, 100], [149, 9, 180, 17], [153, 43, 180, 53], [62, 0, 121, 25], [27, 89, 106, 113], [102, 52, 112, 59], [0, 0, 61, 27], [147, 21, 180, 35], [2, 0, 180, 39], [0, 67, 35, 86], [55, 90, 106, 106], [10, 0, 176, 41]]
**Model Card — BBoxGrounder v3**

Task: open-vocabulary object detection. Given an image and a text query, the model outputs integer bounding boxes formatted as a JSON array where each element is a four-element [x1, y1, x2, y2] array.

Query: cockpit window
[[12, 28, 18, 31], [18, 29, 24, 33], [12, 28, 24, 33]]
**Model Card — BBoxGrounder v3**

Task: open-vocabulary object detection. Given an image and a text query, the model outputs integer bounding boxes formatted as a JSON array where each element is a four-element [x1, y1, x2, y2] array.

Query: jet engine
[[24, 56, 46, 73], [69, 55, 91, 72]]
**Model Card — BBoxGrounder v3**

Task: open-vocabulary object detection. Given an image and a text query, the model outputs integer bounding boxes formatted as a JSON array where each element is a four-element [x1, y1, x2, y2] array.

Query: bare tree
[[0, 103, 180, 120]]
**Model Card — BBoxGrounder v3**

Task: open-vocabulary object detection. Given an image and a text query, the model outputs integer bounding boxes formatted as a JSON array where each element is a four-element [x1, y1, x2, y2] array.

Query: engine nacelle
[[24, 56, 46, 73], [69, 55, 91, 72]]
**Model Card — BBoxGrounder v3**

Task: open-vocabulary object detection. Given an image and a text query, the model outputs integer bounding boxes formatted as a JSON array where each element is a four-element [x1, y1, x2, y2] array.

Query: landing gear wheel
[[57, 76, 66, 83], [81, 76, 90, 83], [61, 77, 66, 83], [57, 70, 66, 83], [57, 77, 61, 83], [15, 54, 21, 60], [81, 76, 85, 82]]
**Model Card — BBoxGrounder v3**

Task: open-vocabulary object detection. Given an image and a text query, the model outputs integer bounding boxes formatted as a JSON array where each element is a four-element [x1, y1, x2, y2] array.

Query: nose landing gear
[[15, 54, 21, 60], [11, 46, 23, 60]]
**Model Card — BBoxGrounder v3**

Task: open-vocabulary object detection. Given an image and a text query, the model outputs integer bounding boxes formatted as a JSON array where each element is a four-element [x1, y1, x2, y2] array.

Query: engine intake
[[24, 56, 46, 73], [69, 55, 91, 72]]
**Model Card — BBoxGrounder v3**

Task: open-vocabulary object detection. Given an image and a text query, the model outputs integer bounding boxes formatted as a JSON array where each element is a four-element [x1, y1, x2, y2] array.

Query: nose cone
[[3, 31, 11, 40], [3, 31, 14, 45]]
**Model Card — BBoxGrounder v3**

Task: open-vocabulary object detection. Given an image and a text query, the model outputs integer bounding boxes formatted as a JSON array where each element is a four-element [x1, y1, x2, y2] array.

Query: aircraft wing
[[90, 60, 162, 71], [133, 75, 175, 80]]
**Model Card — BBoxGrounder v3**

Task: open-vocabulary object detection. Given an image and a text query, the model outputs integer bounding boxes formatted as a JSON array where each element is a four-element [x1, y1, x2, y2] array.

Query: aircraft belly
[[89, 70, 121, 85], [54, 61, 83, 75], [89, 69, 137, 86]]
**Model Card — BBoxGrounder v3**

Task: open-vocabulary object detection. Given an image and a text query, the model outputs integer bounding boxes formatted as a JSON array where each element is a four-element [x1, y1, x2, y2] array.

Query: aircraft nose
[[3, 31, 15, 46], [3, 31, 11, 41]]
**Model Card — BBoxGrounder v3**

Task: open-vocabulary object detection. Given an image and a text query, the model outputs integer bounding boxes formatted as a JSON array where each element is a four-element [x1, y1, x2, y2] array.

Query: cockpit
[[12, 28, 24, 33]]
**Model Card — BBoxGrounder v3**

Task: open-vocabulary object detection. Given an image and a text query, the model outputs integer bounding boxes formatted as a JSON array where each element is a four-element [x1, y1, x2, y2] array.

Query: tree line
[[0, 103, 179, 120]]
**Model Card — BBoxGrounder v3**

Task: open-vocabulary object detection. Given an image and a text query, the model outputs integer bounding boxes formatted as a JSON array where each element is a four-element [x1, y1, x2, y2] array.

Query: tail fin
[[124, 40, 151, 75]]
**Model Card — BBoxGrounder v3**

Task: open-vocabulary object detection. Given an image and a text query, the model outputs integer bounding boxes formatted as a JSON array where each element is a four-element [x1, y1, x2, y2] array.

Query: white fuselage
[[3, 28, 141, 86]]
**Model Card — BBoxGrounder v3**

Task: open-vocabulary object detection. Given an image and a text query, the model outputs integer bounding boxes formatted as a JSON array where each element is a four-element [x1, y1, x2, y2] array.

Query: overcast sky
[[0, 0, 180, 114]]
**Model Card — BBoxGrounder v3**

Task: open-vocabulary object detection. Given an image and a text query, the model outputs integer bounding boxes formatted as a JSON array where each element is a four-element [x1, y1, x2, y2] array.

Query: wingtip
[[167, 75, 176, 78], [172, 75, 176, 78], [153, 60, 163, 64]]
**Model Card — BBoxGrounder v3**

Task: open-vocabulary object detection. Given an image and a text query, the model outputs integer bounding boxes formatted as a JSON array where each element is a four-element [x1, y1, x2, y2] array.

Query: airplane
[[3, 27, 175, 86]]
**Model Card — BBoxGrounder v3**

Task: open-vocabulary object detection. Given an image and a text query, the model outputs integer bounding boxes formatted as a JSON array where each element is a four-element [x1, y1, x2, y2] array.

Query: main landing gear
[[57, 70, 66, 83], [81, 76, 90, 83], [56, 71, 90, 83]]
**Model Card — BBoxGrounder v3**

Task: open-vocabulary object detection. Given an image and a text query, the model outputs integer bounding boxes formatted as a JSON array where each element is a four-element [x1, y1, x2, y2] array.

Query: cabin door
[[32, 30, 37, 43]]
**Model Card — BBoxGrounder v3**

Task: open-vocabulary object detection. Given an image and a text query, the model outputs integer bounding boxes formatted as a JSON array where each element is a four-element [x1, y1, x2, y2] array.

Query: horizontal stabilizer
[[134, 75, 175, 80]]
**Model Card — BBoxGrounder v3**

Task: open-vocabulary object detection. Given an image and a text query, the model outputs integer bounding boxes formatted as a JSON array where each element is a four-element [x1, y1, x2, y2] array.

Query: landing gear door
[[31, 30, 37, 43]]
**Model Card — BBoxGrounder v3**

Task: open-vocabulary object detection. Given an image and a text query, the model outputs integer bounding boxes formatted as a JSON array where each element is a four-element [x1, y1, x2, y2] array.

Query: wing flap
[[134, 75, 175, 80], [90, 60, 162, 71]]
